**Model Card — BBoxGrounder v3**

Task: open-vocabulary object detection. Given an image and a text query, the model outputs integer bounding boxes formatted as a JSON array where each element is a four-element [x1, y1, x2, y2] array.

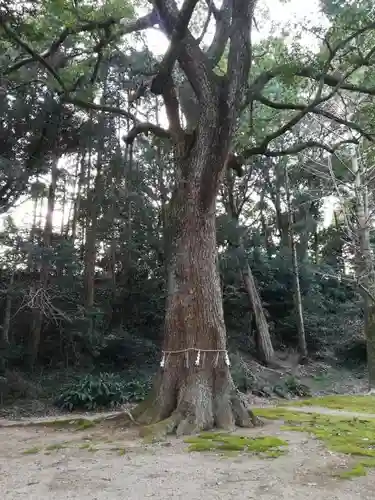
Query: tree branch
[[123, 123, 171, 145], [245, 139, 358, 158], [64, 97, 137, 121], [3, 12, 157, 76], [205, 0, 232, 66], [151, 0, 217, 102], [1, 22, 67, 91], [250, 22, 375, 101], [257, 95, 374, 141], [226, 0, 255, 118], [160, 78, 184, 140], [149, 0, 200, 96], [314, 269, 375, 303]]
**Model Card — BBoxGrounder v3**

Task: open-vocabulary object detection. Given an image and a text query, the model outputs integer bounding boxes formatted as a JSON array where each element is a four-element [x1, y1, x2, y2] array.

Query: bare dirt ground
[[1, 408, 374, 500]]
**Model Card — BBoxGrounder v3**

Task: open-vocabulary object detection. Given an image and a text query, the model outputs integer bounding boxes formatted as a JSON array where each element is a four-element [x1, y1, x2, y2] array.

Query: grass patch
[[110, 446, 126, 456], [22, 446, 40, 455], [184, 432, 287, 458], [79, 442, 91, 449], [337, 458, 375, 479], [283, 395, 375, 414], [45, 442, 68, 451], [254, 406, 375, 479]]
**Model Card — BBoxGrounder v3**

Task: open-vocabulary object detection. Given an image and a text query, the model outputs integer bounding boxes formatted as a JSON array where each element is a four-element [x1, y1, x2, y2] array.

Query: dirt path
[[1, 409, 374, 500], [285, 406, 375, 419]]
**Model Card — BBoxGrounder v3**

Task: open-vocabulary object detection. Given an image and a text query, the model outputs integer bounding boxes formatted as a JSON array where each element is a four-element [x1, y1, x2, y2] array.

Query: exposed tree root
[[132, 372, 262, 439]]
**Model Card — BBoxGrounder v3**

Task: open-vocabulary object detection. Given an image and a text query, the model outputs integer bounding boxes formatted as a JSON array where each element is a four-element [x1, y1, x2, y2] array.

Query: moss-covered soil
[[254, 401, 375, 479], [184, 432, 288, 458]]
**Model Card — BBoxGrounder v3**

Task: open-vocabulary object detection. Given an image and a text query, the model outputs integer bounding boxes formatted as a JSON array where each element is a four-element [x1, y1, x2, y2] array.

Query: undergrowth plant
[[55, 372, 151, 411]]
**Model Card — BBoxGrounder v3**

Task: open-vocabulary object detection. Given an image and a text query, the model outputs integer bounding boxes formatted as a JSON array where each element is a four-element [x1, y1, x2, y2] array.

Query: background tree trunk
[[2, 271, 14, 345], [352, 155, 375, 389], [29, 156, 59, 368], [285, 164, 308, 362], [242, 261, 275, 365]]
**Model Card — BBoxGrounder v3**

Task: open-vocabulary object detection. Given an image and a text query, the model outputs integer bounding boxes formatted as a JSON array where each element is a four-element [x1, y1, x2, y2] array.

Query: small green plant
[[55, 373, 151, 411], [283, 376, 311, 397], [45, 442, 67, 451]]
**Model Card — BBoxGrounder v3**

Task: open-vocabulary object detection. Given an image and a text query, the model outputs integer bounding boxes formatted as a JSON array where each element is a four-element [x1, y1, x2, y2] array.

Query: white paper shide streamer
[[160, 353, 165, 368], [224, 351, 231, 366], [195, 350, 201, 366], [159, 348, 230, 369]]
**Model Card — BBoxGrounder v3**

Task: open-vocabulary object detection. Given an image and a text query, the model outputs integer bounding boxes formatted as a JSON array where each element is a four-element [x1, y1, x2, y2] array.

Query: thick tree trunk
[[134, 149, 256, 435]]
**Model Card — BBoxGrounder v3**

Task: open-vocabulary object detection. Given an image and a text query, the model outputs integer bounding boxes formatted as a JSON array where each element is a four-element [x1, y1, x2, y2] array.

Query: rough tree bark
[[134, 132, 256, 435], [122, 0, 259, 435]]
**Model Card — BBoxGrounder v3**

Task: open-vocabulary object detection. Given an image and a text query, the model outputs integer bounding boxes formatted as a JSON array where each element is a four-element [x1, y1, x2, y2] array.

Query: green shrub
[[282, 375, 311, 397], [335, 335, 367, 367], [55, 372, 151, 411]]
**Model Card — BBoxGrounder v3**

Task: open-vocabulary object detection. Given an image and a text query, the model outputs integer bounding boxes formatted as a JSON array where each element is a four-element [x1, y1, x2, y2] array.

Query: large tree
[[3, 0, 375, 433]]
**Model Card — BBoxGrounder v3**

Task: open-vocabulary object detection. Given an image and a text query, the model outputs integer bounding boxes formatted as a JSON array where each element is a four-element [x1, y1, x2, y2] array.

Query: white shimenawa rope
[[159, 348, 230, 368]]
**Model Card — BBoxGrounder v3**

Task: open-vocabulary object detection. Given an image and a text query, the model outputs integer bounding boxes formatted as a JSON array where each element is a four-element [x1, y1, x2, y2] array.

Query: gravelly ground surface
[[1, 407, 374, 500]]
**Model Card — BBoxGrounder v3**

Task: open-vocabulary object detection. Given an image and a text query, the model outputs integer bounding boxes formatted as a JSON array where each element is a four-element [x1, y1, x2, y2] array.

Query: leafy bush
[[281, 375, 311, 398], [55, 372, 152, 411], [336, 335, 367, 367]]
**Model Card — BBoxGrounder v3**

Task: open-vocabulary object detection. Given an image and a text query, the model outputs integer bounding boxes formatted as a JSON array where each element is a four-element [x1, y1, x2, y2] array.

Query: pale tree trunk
[[71, 154, 86, 243], [83, 66, 109, 317], [29, 157, 59, 368], [242, 261, 275, 364], [222, 167, 275, 365], [83, 153, 103, 310], [60, 173, 67, 236], [352, 155, 375, 389], [2, 270, 14, 344], [285, 164, 308, 362], [274, 166, 289, 248]]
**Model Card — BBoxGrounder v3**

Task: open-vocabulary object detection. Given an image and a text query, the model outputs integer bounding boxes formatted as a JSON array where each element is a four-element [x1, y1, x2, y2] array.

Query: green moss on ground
[[45, 442, 68, 451], [43, 417, 97, 431], [184, 432, 287, 458], [22, 446, 41, 454], [110, 446, 126, 456], [283, 395, 375, 414], [254, 407, 375, 479]]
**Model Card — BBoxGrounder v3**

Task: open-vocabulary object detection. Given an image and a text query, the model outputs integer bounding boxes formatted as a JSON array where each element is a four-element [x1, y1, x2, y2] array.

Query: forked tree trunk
[[134, 141, 256, 435]]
